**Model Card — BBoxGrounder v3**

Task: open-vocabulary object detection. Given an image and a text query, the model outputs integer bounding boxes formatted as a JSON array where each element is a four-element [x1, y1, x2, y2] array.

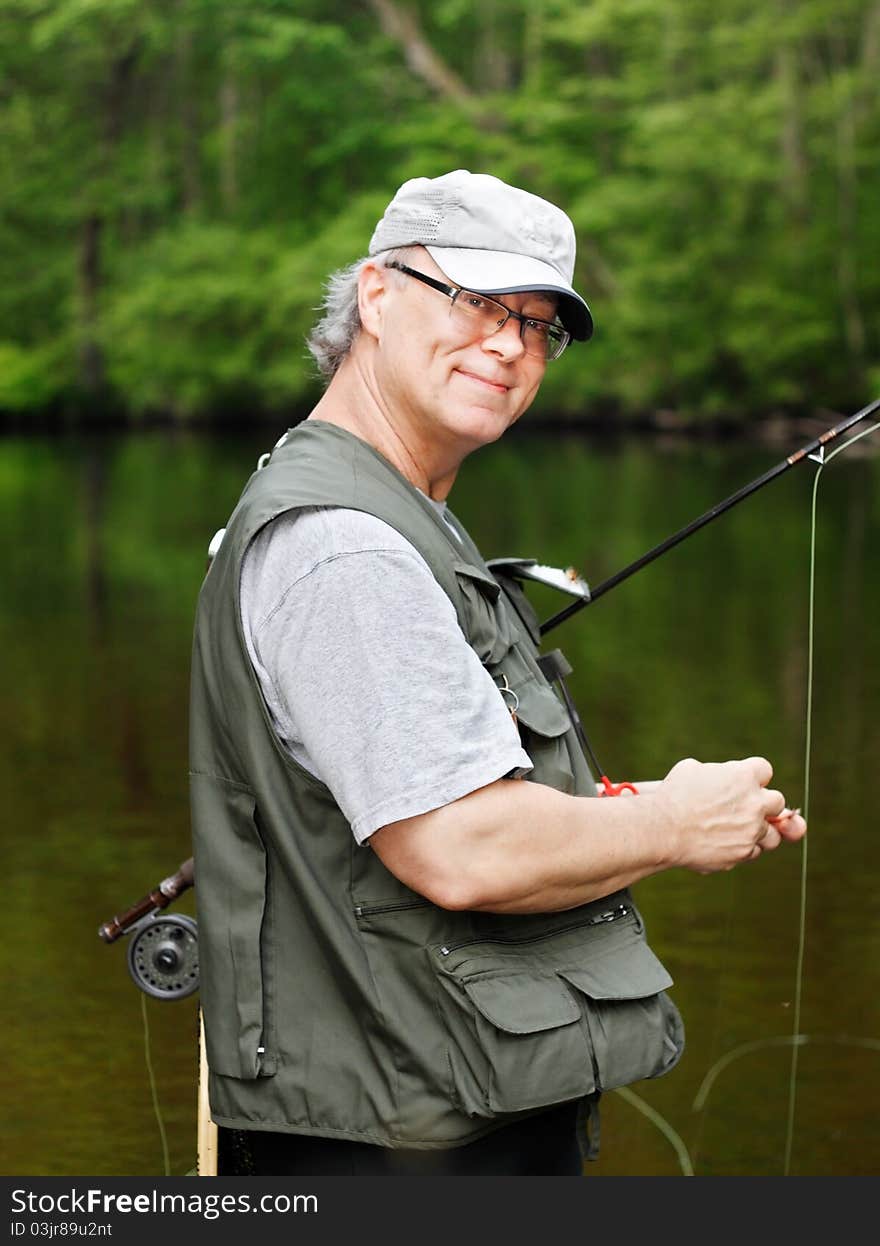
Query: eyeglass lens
[[451, 291, 567, 361]]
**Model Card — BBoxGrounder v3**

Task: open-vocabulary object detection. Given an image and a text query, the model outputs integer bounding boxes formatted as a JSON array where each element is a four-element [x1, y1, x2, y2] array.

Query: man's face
[[370, 249, 554, 462]]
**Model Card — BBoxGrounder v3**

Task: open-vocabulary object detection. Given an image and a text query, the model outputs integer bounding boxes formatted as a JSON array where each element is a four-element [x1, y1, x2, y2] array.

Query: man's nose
[[482, 315, 526, 361]]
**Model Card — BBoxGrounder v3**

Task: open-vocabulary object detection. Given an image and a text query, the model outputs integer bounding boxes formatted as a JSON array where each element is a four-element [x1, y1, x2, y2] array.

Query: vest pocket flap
[[513, 677, 571, 738], [453, 560, 502, 600], [485, 560, 543, 646], [461, 972, 582, 1034], [559, 939, 673, 1001]]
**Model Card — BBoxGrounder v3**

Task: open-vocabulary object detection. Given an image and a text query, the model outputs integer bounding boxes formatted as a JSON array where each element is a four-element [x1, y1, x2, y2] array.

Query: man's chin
[[454, 407, 522, 450]]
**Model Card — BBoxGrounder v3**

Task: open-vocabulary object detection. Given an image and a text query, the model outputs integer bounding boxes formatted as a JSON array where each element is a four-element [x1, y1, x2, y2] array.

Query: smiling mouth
[[456, 369, 509, 393]]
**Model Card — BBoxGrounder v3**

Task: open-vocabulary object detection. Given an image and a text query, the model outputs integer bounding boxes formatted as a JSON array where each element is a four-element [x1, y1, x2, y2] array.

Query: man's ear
[[358, 262, 388, 340]]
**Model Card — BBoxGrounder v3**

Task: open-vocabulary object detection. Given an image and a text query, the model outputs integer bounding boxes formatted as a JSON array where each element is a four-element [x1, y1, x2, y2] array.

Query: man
[[189, 169, 806, 1177]]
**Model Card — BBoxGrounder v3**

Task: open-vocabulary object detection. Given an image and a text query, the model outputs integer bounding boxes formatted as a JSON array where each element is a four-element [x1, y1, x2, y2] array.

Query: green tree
[[0, 0, 877, 424]]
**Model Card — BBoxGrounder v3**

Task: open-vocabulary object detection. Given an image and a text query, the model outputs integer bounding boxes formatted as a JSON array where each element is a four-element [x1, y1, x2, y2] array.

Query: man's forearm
[[370, 758, 804, 913], [372, 778, 677, 914]]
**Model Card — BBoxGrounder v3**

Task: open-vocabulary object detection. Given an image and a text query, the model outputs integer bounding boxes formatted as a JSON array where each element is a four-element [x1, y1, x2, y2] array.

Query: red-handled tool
[[597, 776, 640, 797]]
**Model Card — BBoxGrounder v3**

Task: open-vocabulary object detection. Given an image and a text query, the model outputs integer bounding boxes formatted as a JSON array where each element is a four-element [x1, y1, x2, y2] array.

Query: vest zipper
[[438, 904, 629, 957], [354, 898, 431, 918]]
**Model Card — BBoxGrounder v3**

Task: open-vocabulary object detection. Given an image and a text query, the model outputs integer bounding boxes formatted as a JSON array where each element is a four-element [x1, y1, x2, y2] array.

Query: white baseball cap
[[368, 169, 593, 341]]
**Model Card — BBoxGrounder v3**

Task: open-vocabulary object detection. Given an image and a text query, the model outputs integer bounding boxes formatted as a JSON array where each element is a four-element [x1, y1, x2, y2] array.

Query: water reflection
[[1, 425, 877, 1176]]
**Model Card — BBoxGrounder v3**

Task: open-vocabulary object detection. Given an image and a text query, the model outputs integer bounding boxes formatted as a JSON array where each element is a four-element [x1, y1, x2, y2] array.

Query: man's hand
[[656, 756, 807, 875]]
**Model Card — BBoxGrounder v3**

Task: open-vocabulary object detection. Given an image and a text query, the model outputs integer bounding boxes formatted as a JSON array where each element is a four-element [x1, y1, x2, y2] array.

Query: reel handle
[[98, 857, 194, 944]]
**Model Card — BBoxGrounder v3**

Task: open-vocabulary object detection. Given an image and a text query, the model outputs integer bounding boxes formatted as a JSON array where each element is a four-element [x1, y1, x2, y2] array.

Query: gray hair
[[306, 246, 415, 380]]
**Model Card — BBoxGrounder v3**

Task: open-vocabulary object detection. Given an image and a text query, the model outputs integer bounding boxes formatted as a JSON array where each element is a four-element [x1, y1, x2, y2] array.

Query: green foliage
[[0, 0, 877, 423], [0, 341, 66, 410], [105, 224, 298, 419]]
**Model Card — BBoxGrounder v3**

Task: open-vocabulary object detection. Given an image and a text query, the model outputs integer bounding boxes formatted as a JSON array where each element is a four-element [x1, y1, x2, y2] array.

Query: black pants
[[218, 1099, 587, 1176]]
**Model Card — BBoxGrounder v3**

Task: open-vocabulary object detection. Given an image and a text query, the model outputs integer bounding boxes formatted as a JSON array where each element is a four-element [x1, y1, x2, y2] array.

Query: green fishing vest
[[189, 420, 684, 1148]]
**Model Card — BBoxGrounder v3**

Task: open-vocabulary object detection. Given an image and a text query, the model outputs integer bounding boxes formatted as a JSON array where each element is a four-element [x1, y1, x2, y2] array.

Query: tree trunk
[[76, 42, 141, 400], [830, 28, 865, 368], [522, 0, 544, 94], [219, 72, 239, 212], [479, 0, 511, 93], [78, 213, 105, 399], [774, 13, 809, 223], [856, 1, 880, 125], [176, 16, 202, 211], [365, 0, 474, 102]]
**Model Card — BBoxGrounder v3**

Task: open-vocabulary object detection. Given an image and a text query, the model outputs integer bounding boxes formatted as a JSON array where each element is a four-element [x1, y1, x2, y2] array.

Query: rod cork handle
[[98, 857, 195, 944]]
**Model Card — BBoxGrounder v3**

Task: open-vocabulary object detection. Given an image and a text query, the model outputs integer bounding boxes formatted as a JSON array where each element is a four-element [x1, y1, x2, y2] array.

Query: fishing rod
[[540, 395, 880, 638], [99, 857, 199, 1000], [98, 857, 213, 1174]]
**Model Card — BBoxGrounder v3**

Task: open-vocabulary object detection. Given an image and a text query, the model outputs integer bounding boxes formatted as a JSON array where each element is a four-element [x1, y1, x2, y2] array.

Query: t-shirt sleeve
[[242, 509, 534, 843]]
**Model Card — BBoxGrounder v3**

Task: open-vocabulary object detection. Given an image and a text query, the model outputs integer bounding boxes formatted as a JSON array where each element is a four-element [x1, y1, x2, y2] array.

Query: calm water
[[2, 424, 878, 1177]]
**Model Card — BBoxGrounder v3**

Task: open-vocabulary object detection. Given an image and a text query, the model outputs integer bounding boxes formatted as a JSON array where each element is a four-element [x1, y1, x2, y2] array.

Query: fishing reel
[[126, 912, 199, 1000], [99, 858, 199, 1001]]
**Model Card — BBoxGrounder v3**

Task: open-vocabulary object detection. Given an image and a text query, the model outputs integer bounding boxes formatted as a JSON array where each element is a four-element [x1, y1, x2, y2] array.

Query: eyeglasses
[[386, 262, 571, 362]]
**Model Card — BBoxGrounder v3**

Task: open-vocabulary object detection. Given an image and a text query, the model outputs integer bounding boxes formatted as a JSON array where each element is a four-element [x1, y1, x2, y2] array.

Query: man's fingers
[[777, 812, 807, 841], [742, 755, 774, 787], [767, 805, 802, 826], [762, 789, 786, 819], [757, 825, 782, 853]]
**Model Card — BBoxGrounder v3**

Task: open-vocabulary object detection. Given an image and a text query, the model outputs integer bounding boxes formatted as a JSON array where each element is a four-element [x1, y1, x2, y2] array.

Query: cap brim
[[425, 245, 593, 341]]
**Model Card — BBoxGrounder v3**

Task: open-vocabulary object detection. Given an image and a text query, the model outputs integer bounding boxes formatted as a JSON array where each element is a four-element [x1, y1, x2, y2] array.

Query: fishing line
[[613, 1085, 695, 1176], [783, 417, 880, 1176], [140, 991, 172, 1177]]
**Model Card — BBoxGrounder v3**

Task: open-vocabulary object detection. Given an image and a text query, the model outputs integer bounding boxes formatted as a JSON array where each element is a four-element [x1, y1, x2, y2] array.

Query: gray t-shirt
[[240, 505, 533, 843]]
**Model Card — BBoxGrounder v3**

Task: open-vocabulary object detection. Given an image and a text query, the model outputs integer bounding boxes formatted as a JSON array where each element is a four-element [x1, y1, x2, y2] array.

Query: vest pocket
[[453, 561, 517, 664], [189, 773, 276, 1081], [502, 660, 577, 793], [431, 909, 684, 1117], [454, 559, 580, 793]]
